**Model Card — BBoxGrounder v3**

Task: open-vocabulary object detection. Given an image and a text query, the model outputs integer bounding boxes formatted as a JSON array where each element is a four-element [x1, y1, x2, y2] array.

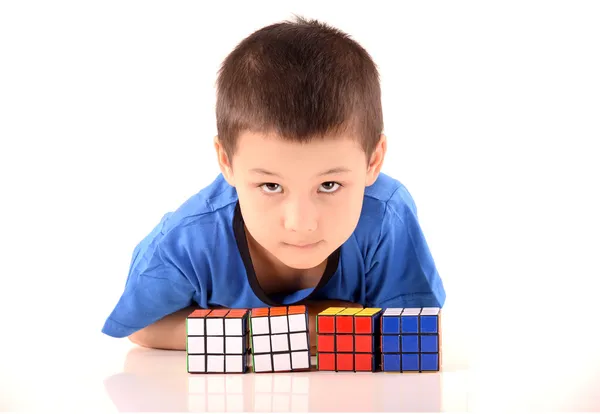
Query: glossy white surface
[[3, 302, 599, 412]]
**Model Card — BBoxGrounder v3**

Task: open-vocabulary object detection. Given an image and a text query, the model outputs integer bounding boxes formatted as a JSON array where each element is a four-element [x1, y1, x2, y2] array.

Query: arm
[[128, 306, 197, 350], [365, 189, 445, 308]]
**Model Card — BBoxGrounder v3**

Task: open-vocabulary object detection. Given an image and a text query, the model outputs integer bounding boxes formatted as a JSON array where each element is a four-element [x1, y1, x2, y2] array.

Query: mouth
[[283, 240, 322, 249]]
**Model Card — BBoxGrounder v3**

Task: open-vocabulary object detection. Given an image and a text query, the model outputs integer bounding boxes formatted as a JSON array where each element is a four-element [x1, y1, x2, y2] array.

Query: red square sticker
[[336, 335, 354, 352], [354, 316, 372, 334], [354, 335, 373, 353], [335, 316, 354, 333], [317, 316, 334, 334], [318, 353, 335, 371], [317, 335, 334, 352], [336, 353, 354, 371], [355, 354, 374, 372], [336, 316, 354, 333]]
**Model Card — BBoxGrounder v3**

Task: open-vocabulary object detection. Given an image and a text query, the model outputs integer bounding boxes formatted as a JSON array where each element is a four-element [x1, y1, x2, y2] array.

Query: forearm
[[128, 306, 196, 351]]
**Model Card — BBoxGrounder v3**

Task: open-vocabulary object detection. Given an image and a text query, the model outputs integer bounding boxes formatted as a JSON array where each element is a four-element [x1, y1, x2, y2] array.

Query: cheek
[[333, 191, 364, 232], [238, 192, 275, 238]]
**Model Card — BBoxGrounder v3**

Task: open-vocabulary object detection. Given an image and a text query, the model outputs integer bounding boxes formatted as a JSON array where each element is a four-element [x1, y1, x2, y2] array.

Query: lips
[[285, 241, 321, 248]]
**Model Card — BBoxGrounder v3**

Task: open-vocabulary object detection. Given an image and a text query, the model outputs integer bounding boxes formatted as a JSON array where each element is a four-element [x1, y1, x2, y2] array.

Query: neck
[[245, 226, 327, 291]]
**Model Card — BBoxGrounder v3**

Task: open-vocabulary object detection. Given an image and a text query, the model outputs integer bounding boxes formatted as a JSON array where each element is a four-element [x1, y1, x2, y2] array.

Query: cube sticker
[[250, 306, 311, 373], [186, 309, 250, 374], [316, 307, 382, 372], [380, 307, 441, 373]]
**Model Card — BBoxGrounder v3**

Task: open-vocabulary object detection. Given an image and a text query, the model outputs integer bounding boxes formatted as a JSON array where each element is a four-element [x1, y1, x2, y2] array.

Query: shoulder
[[131, 174, 238, 270], [353, 172, 417, 243], [364, 172, 417, 216], [160, 174, 238, 235]]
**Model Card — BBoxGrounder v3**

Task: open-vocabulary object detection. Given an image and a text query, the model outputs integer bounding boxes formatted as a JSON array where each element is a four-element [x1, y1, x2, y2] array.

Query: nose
[[283, 197, 318, 233]]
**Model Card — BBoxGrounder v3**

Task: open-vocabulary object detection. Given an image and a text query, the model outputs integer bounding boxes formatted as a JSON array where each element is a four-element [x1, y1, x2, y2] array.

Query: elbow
[[128, 329, 152, 348]]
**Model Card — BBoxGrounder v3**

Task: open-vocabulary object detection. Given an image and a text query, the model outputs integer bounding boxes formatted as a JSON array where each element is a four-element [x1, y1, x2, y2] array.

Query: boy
[[102, 17, 446, 352]]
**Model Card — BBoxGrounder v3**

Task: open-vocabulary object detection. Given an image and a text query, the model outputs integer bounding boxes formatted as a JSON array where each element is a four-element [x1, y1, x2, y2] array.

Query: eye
[[319, 182, 341, 193], [260, 183, 282, 193]]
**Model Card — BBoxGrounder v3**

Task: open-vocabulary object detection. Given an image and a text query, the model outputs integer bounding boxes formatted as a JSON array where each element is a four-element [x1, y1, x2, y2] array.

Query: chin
[[276, 251, 326, 270]]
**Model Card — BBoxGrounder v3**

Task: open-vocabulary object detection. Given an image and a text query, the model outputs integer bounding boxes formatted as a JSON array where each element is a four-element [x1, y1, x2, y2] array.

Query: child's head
[[214, 16, 387, 271]]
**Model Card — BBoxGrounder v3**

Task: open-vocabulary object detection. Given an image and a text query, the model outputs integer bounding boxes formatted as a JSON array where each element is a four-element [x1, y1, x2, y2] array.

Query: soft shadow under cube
[[249, 305, 311, 373], [186, 309, 251, 374], [380, 307, 441, 372], [316, 307, 382, 372]]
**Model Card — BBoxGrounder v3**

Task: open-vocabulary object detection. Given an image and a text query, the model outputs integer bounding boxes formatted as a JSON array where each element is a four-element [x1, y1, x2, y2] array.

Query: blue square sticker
[[382, 316, 400, 334], [401, 335, 419, 353], [421, 353, 439, 371], [382, 335, 400, 353], [383, 354, 401, 371], [401, 315, 419, 333], [420, 335, 438, 353], [420, 315, 438, 333], [401, 353, 419, 371]]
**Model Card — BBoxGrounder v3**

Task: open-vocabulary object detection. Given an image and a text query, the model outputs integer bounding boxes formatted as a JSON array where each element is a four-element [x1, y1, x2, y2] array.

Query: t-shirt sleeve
[[364, 189, 446, 309], [101, 218, 197, 338]]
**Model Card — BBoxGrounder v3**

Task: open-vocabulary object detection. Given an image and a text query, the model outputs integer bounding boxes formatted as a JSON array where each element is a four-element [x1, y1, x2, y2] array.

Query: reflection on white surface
[[102, 347, 468, 412]]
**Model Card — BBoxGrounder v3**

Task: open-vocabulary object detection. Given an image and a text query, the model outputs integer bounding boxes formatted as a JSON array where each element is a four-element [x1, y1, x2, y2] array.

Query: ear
[[213, 136, 235, 186], [365, 133, 387, 186]]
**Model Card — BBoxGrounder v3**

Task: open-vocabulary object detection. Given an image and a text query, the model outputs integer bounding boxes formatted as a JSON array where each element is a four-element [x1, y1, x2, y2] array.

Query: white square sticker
[[251, 316, 270, 335], [187, 318, 205, 336], [291, 351, 309, 370], [273, 353, 292, 372], [206, 318, 224, 336], [187, 336, 205, 354], [271, 334, 289, 352], [287, 314, 307, 332], [225, 336, 243, 354], [225, 355, 244, 373], [188, 355, 205, 373], [289, 332, 308, 351], [207, 355, 225, 372], [253, 354, 273, 372], [225, 318, 243, 336], [252, 335, 271, 354], [206, 336, 224, 354], [270, 315, 289, 334]]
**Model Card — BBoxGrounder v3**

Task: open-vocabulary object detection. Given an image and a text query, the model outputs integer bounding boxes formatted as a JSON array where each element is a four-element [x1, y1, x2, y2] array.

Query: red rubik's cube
[[316, 307, 382, 372]]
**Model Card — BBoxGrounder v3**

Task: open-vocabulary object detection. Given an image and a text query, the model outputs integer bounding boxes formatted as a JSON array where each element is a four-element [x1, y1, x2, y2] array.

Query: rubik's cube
[[186, 309, 251, 374], [381, 307, 441, 372], [316, 307, 383, 372], [249, 306, 311, 373]]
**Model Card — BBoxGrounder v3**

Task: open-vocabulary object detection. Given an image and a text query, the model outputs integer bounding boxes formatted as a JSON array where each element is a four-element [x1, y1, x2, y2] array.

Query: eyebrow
[[250, 167, 352, 178]]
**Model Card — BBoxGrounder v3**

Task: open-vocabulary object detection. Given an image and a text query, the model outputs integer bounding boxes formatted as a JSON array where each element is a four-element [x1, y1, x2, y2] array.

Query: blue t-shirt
[[102, 172, 446, 338]]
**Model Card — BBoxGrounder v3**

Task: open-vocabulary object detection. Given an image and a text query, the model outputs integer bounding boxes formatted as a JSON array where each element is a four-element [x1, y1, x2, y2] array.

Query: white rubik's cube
[[250, 306, 311, 373], [186, 309, 250, 374]]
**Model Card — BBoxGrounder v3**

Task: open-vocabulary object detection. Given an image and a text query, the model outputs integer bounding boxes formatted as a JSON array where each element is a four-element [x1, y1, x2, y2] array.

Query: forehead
[[233, 131, 365, 168]]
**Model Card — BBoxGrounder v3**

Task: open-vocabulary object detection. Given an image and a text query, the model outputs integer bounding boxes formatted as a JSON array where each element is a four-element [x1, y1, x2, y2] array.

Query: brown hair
[[215, 16, 383, 161]]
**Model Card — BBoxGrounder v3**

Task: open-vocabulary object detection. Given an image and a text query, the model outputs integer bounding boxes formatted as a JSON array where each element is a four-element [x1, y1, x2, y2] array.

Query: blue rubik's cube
[[380, 308, 441, 372]]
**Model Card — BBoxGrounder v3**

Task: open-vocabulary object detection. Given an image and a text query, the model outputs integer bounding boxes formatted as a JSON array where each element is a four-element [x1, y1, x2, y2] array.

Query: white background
[[1, 1, 599, 411]]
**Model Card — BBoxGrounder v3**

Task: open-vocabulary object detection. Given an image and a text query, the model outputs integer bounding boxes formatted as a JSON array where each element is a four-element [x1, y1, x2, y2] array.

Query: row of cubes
[[186, 306, 441, 373]]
